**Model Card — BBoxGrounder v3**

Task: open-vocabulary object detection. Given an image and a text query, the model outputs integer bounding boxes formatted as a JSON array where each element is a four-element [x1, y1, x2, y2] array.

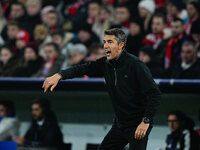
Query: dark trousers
[[98, 123, 152, 150]]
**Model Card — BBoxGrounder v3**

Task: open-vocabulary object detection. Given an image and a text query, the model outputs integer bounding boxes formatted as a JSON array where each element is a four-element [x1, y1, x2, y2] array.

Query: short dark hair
[[51, 30, 65, 38], [11, 2, 26, 12], [104, 28, 127, 45], [116, 4, 129, 11], [32, 98, 51, 116], [89, 0, 100, 5], [7, 21, 21, 29], [32, 98, 58, 122], [188, 1, 200, 14], [168, 110, 186, 123], [153, 13, 166, 24], [0, 100, 16, 116], [172, 18, 184, 25], [45, 42, 60, 53], [182, 41, 196, 51]]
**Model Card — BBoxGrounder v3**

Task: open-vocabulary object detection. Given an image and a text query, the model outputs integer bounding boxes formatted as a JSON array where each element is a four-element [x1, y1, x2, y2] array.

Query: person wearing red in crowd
[[166, 0, 188, 27], [164, 18, 191, 70], [14, 30, 30, 58], [143, 13, 171, 60], [86, 1, 100, 25], [35, 43, 64, 78], [45, 10, 59, 32], [154, 0, 168, 12]]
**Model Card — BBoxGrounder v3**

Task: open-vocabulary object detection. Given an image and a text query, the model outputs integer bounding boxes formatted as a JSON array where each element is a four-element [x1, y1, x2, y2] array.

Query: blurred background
[[0, 0, 200, 150]]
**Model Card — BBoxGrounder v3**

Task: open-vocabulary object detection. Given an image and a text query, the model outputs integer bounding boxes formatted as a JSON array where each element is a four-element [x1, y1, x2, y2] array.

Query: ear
[[119, 42, 125, 50]]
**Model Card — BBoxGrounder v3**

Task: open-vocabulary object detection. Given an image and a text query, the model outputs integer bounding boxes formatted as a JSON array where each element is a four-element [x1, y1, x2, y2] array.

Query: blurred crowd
[[0, 99, 199, 149], [0, 0, 200, 79]]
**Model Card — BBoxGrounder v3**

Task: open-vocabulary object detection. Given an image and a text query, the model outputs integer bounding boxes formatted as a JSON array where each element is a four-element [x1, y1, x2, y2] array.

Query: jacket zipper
[[114, 68, 117, 86]]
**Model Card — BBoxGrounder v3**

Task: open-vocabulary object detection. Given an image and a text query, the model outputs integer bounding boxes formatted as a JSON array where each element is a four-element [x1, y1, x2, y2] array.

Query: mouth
[[105, 50, 111, 57]]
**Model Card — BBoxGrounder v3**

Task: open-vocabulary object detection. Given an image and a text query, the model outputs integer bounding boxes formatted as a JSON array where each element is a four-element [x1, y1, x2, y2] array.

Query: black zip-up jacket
[[59, 50, 161, 127]]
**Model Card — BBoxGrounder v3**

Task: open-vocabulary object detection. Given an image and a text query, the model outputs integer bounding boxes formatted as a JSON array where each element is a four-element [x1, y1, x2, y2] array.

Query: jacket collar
[[106, 49, 127, 67]]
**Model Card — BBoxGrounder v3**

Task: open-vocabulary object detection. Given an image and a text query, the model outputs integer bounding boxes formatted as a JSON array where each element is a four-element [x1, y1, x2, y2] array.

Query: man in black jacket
[[43, 28, 161, 150]]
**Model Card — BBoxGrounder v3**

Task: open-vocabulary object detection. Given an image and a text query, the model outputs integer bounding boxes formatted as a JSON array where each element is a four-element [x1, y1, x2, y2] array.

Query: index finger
[[42, 79, 48, 88], [43, 82, 51, 93]]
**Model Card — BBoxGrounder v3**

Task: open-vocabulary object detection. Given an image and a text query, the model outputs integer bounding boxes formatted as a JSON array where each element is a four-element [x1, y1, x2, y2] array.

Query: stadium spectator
[[115, 5, 131, 33], [92, 5, 115, 42], [50, 30, 74, 57], [85, 43, 105, 62], [14, 98, 63, 148], [166, 110, 199, 150], [190, 19, 200, 57], [0, 47, 20, 77], [15, 30, 30, 58], [139, 46, 164, 78], [9, 2, 26, 21], [0, 0, 200, 80], [125, 18, 144, 56], [17, 43, 44, 77], [24, 0, 42, 39], [45, 10, 59, 32], [61, 43, 87, 70], [33, 24, 51, 58], [70, 24, 100, 48], [166, 0, 188, 26], [154, 0, 168, 12], [86, 1, 100, 25], [165, 18, 192, 69], [166, 42, 200, 79], [35, 43, 64, 77], [184, 1, 200, 35], [0, 4, 6, 45], [40, 5, 55, 26], [1, 2, 26, 42], [1, 21, 20, 49], [59, 0, 89, 32], [138, 0, 155, 34], [143, 13, 171, 59], [0, 100, 20, 141]]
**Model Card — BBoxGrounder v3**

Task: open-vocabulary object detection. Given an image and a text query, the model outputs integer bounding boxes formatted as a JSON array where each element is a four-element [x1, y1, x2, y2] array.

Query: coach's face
[[103, 35, 124, 60]]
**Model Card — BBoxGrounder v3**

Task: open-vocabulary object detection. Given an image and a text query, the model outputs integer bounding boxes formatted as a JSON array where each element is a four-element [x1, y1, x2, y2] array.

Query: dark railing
[[0, 77, 200, 93]]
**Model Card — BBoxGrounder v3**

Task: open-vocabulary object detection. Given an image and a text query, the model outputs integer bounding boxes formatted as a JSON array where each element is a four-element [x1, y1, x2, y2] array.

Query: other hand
[[134, 121, 149, 140]]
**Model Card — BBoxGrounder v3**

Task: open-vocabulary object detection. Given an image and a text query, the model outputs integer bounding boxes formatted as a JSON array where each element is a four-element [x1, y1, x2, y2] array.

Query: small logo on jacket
[[124, 75, 128, 78]]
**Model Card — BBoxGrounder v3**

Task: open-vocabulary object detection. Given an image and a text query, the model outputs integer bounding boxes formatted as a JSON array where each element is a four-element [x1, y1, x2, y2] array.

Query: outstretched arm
[[42, 57, 105, 92]]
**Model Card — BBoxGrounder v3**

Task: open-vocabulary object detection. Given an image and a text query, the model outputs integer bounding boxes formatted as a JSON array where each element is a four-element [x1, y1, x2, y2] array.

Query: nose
[[104, 42, 108, 49]]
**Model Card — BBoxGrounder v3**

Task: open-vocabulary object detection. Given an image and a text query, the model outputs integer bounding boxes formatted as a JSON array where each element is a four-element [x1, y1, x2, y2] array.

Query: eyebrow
[[103, 39, 113, 42]]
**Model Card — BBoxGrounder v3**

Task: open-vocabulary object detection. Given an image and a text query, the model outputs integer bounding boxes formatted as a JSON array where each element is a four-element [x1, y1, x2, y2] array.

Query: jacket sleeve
[[135, 61, 161, 123], [58, 57, 105, 79], [0, 118, 19, 140]]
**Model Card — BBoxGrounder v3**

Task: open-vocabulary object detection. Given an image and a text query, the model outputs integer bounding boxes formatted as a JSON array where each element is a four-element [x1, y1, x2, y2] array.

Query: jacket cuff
[[57, 72, 63, 80]]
